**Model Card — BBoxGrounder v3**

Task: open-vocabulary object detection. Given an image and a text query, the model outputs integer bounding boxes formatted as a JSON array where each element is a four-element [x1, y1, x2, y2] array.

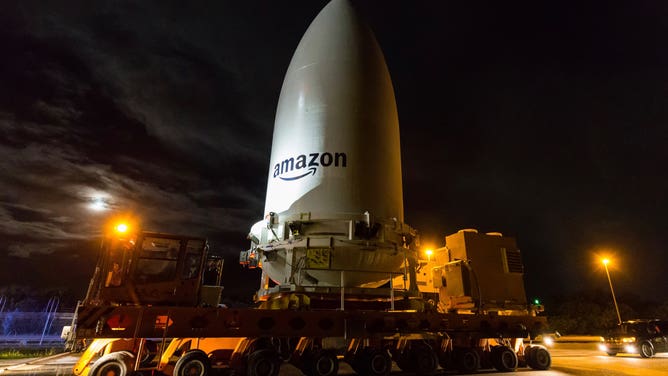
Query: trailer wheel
[[522, 345, 535, 367], [640, 341, 654, 358], [352, 348, 391, 376], [453, 348, 479, 374], [174, 350, 211, 376], [247, 349, 281, 376], [302, 349, 339, 376], [490, 346, 518, 372], [526, 346, 551, 370], [399, 343, 438, 375], [89, 351, 134, 376]]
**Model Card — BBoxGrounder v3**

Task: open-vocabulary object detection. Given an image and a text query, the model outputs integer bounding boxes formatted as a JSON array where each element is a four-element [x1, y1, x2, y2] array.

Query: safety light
[[105, 215, 139, 239], [531, 298, 545, 314]]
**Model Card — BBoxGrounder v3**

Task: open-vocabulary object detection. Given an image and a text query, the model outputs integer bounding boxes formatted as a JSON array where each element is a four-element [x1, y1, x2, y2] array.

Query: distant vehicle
[[599, 319, 668, 358], [530, 331, 561, 347]]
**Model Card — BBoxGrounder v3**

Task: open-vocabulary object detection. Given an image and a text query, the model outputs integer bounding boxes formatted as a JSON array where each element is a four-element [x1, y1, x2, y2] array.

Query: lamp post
[[602, 258, 622, 325]]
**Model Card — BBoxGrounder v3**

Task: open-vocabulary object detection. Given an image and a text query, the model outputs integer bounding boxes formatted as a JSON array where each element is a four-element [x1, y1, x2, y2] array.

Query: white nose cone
[[248, 0, 414, 292], [265, 0, 403, 222]]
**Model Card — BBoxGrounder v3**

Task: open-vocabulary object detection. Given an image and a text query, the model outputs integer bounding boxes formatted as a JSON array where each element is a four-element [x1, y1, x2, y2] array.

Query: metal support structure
[[389, 274, 395, 311], [340, 271, 345, 310]]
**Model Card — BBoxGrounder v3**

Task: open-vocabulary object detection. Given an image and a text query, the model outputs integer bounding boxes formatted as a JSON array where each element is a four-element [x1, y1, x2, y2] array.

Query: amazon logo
[[273, 152, 347, 181]]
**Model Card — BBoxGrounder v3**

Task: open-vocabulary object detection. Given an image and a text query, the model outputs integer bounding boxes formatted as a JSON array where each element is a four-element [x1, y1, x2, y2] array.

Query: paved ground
[[3, 338, 666, 376]]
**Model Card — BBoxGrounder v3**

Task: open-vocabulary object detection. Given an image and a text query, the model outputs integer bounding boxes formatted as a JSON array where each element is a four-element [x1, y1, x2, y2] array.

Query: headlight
[[622, 337, 636, 343], [543, 336, 554, 346], [598, 344, 608, 352], [625, 345, 637, 353]]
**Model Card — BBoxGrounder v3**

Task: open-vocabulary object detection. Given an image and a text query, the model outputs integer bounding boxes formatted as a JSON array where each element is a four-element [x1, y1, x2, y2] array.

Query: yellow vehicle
[[72, 225, 223, 376], [73, 225, 551, 376]]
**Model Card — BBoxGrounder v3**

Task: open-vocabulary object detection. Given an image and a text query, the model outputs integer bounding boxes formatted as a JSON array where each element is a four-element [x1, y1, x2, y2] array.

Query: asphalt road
[[1, 343, 667, 376]]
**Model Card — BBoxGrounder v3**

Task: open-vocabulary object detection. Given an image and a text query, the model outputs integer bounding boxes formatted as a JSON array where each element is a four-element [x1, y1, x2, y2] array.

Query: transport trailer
[[71, 222, 552, 376], [70, 219, 552, 376], [73, 304, 550, 376]]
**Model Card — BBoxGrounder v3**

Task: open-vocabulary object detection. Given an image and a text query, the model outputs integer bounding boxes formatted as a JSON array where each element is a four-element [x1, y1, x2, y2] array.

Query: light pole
[[602, 258, 622, 325]]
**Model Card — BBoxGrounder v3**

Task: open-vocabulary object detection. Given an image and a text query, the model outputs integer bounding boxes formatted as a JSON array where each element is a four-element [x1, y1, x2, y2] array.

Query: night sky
[[1, 0, 667, 305]]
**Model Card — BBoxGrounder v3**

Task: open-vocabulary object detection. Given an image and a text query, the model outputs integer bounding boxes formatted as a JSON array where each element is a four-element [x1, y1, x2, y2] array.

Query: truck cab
[[85, 228, 223, 307]]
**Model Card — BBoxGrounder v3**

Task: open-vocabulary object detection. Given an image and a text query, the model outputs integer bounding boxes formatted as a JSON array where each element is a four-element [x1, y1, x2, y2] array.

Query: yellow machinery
[[73, 224, 551, 376]]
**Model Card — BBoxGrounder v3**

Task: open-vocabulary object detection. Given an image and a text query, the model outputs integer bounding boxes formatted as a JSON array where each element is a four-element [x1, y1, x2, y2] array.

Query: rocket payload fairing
[[246, 0, 416, 296], [265, 0, 403, 221]]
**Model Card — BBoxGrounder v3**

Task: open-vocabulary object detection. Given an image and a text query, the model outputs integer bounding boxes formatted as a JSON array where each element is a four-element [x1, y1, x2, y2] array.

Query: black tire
[[521, 346, 534, 368], [302, 349, 339, 376], [174, 350, 211, 376], [394, 343, 436, 374], [247, 349, 281, 376], [490, 346, 518, 372], [352, 348, 391, 376], [606, 352, 618, 356], [411, 344, 438, 376], [453, 348, 480, 374], [89, 351, 135, 376], [639, 341, 654, 358], [526, 346, 551, 370]]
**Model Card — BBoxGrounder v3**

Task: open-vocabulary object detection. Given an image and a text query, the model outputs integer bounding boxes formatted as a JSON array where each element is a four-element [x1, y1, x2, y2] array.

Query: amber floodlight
[[115, 223, 128, 233]]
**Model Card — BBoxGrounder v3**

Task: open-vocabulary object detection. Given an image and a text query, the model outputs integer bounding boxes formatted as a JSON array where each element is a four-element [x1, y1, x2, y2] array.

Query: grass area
[[0, 348, 62, 360]]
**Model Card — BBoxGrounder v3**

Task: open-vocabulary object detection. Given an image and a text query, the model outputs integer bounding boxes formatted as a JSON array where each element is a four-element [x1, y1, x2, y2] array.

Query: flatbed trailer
[[73, 304, 551, 376], [72, 227, 552, 376]]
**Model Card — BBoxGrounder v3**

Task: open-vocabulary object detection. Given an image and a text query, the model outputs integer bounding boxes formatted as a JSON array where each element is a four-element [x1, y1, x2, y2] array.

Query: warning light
[[115, 223, 129, 233], [531, 298, 545, 314], [105, 215, 139, 238]]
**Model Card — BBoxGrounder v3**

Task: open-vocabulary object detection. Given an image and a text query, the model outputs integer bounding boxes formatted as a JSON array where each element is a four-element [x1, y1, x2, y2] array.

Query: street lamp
[[602, 258, 622, 325]]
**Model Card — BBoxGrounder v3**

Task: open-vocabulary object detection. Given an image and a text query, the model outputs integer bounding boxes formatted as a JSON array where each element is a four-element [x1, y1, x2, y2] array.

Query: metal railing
[[0, 334, 65, 349]]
